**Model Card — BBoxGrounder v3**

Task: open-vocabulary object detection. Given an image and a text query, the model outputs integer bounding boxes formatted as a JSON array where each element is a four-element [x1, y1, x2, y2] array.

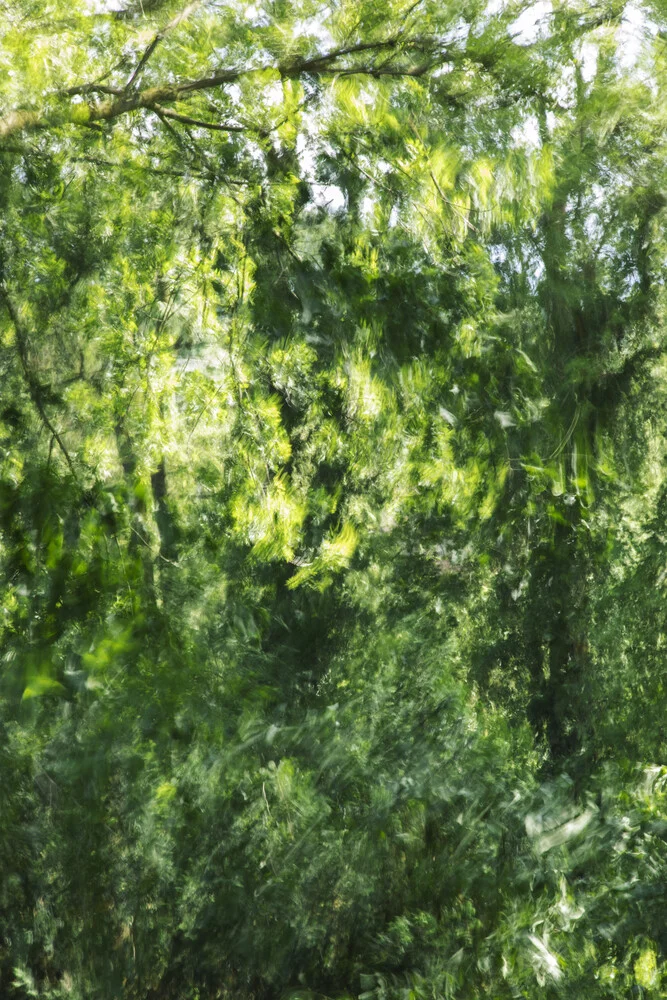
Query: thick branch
[[0, 38, 447, 140]]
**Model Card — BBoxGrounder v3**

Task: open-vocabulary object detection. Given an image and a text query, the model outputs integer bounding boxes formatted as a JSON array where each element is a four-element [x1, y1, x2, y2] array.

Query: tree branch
[[0, 284, 77, 476], [152, 105, 246, 132], [0, 38, 448, 140], [430, 170, 479, 233], [125, 0, 201, 90]]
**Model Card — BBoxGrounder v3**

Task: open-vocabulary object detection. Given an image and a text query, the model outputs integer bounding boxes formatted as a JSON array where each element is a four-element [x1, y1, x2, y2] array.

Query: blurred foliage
[[2, 0, 667, 998]]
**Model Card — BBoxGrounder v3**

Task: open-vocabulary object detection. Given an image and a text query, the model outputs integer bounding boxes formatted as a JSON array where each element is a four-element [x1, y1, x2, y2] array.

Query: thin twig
[[152, 105, 246, 132], [430, 170, 479, 234], [0, 283, 77, 476], [125, 0, 202, 90]]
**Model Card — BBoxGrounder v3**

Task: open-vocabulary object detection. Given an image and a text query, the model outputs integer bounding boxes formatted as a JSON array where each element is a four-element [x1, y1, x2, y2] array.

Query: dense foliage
[[3, 0, 667, 996]]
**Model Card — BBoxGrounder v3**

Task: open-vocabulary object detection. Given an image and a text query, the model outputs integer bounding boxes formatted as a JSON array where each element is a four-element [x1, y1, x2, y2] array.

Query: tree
[[2, 1, 667, 999]]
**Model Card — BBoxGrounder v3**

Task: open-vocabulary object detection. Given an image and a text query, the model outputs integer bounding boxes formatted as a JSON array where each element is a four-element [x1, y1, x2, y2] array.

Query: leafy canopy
[[3, 1, 667, 999]]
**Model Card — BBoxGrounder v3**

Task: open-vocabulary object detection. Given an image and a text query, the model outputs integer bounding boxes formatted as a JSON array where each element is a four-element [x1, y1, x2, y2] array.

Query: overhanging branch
[[0, 37, 449, 140]]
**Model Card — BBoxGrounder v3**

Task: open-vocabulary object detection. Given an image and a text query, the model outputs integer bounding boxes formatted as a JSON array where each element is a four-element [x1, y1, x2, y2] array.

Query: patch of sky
[[579, 40, 598, 83], [508, 1, 552, 47], [312, 185, 346, 211], [476, 0, 508, 33], [244, 5, 272, 27], [590, 183, 607, 209], [489, 244, 507, 264], [211, 47, 235, 72], [296, 131, 317, 180], [296, 131, 345, 212], [360, 194, 376, 221], [82, 0, 120, 11], [526, 255, 545, 293], [616, 2, 649, 70], [511, 114, 540, 150], [583, 211, 603, 243], [246, 139, 268, 173], [622, 267, 641, 297], [293, 17, 335, 49], [356, 86, 377, 107], [553, 62, 576, 109], [264, 80, 285, 107], [439, 18, 470, 47]]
